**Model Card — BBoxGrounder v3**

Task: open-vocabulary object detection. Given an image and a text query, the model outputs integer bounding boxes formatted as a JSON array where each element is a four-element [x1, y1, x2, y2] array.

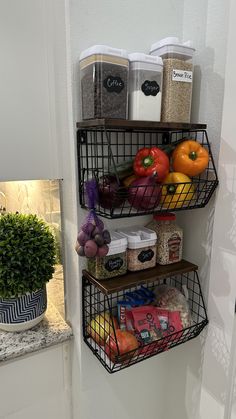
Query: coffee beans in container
[[79, 45, 129, 120]]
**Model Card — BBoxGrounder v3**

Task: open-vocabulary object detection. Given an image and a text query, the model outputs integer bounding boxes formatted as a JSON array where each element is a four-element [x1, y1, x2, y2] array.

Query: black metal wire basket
[[82, 260, 208, 373], [77, 121, 218, 219]]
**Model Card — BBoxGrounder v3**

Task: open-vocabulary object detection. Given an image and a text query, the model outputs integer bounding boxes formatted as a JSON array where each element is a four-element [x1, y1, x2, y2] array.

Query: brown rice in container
[[117, 227, 157, 271], [150, 37, 195, 123]]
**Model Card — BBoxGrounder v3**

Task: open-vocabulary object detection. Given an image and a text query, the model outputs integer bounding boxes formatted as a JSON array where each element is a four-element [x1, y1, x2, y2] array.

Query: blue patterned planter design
[[0, 287, 47, 325]]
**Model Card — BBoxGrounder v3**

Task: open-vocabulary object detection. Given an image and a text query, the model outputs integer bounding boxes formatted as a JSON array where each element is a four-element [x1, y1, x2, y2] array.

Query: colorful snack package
[[154, 284, 192, 328], [130, 305, 162, 344], [117, 301, 132, 331], [156, 308, 183, 343], [117, 286, 155, 331]]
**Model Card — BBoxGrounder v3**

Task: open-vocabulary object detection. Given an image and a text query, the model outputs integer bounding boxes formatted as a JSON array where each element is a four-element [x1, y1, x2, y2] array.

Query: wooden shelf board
[[77, 119, 207, 131], [82, 259, 198, 295]]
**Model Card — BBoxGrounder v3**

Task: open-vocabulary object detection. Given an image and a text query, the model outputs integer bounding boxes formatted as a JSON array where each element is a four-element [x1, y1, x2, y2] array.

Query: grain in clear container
[[117, 227, 157, 271], [147, 213, 183, 265], [79, 45, 129, 120], [150, 37, 195, 123], [87, 232, 127, 280]]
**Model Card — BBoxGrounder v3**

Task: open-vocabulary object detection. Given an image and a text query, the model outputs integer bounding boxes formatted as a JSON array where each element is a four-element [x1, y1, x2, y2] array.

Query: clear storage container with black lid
[[80, 45, 129, 120]]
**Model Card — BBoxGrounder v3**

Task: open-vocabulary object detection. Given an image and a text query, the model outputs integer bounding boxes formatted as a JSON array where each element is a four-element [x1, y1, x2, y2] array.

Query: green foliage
[[0, 213, 56, 298]]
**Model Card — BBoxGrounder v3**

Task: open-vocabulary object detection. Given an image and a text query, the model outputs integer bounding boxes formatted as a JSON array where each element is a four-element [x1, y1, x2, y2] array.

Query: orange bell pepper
[[161, 172, 195, 209], [172, 140, 209, 177]]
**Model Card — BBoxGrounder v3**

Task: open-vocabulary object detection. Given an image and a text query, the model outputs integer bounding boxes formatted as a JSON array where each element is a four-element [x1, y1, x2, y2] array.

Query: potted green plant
[[0, 213, 56, 332]]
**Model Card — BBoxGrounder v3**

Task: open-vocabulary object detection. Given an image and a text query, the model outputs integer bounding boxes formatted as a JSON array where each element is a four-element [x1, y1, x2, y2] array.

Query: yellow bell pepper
[[161, 172, 195, 209]]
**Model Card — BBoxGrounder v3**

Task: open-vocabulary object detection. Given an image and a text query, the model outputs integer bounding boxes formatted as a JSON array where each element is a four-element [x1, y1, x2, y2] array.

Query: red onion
[[128, 176, 161, 210]]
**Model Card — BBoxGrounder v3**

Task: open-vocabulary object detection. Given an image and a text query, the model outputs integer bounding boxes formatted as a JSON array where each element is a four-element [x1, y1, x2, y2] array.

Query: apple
[[87, 312, 118, 346], [105, 329, 139, 363]]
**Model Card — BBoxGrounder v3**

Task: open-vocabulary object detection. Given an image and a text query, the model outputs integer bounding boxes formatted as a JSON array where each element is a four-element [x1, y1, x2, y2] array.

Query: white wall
[[0, 2, 73, 419], [167, 2, 230, 418], [69, 2, 185, 419], [0, 0, 61, 181], [198, 0, 236, 416], [0, 344, 72, 419]]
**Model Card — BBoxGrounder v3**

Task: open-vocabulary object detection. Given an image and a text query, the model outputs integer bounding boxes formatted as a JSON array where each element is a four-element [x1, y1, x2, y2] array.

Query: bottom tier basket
[[82, 260, 208, 373]]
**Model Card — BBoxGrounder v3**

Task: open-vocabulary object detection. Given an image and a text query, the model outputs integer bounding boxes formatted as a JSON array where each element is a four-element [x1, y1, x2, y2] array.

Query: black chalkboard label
[[103, 76, 124, 93], [141, 80, 160, 96], [105, 257, 124, 272], [138, 249, 154, 263]]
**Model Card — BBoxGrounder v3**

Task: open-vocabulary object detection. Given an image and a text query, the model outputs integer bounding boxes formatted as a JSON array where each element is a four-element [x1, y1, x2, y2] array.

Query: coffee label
[[103, 76, 124, 93], [138, 249, 154, 263], [105, 257, 123, 272], [168, 233, 181, 262], [141, 80, 160, 96], [172, 69, 193, 83]]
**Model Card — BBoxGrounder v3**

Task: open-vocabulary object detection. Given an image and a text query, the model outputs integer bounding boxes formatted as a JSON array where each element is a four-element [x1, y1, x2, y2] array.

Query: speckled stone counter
[[0, 299, 73, 363], [0, 269, 73, 363]]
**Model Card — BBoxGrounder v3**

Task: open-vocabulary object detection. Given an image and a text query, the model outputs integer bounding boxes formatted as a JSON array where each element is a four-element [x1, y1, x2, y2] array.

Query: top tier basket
[[77, 120, 218, 219]]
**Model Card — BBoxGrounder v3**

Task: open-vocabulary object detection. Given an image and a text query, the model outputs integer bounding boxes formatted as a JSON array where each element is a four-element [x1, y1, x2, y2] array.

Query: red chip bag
[[130, 306, 162, 344], [156, 308, 183, 343]]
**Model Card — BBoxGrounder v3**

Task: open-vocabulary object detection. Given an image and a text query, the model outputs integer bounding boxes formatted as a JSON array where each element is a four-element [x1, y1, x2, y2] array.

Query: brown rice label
[[172, 69, 193, 83]]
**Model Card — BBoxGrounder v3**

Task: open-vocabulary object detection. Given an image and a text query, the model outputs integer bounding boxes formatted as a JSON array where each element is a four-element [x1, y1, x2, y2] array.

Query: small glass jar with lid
[[147, 213, 183, 265]]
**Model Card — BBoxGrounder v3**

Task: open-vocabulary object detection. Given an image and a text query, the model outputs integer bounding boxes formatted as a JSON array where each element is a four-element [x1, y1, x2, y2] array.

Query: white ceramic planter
[[0, 286, 47, 332]]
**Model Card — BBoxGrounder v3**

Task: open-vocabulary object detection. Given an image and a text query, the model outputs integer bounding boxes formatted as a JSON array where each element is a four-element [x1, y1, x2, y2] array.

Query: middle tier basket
[[77, 120, 218, 219]]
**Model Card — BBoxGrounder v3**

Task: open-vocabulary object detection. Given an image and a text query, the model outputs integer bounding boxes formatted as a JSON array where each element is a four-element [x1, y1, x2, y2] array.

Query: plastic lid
[[107, 231, 127, 256], [153, 213, 176, 221], [128, 53, 163, 66], [117, 227, 157, 249], [80, 45, 128, 61], [150, 36, 195, 57]]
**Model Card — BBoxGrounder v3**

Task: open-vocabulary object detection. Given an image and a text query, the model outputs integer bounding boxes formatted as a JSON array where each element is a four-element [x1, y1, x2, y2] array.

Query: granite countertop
[[0, 267, 73, 363]]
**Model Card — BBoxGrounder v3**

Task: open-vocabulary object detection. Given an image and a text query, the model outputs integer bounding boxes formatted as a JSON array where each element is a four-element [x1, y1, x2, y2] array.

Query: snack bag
[[131, 306, 162, 344], [154, 285, 192, 328], [117, 286, 155, 331], [156, 308, 183, 342]]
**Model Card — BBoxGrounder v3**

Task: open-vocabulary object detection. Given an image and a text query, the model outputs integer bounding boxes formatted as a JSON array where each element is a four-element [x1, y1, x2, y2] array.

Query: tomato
[[105, 329, 139, 363]]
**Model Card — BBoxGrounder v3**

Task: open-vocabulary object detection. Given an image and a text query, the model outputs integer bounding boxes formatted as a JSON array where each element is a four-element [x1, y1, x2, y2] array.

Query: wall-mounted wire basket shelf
[[82, 260, 208, 374], [77, 120, 219, 219]]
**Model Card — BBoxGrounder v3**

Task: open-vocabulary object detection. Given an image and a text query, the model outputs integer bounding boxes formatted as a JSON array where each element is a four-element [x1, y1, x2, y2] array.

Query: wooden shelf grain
[[77, 119, 207, 131], [82, 259, 198, 295]]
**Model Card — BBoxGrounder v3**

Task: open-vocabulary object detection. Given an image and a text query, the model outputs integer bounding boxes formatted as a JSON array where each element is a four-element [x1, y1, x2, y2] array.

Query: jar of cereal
[[147, 213, 183, 265]]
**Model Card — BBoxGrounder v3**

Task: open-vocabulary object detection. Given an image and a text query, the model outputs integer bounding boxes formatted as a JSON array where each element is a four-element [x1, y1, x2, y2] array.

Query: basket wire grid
[[77, 127, 218, 219], [82, 269, 208, 373]]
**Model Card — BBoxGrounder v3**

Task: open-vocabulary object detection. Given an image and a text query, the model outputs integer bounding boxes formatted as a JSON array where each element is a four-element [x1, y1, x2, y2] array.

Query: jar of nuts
[[147, 213, 183, 265]]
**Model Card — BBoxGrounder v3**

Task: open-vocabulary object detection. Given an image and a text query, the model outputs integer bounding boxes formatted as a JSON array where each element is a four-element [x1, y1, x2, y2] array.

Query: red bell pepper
[[133, 147, 169, 181]]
